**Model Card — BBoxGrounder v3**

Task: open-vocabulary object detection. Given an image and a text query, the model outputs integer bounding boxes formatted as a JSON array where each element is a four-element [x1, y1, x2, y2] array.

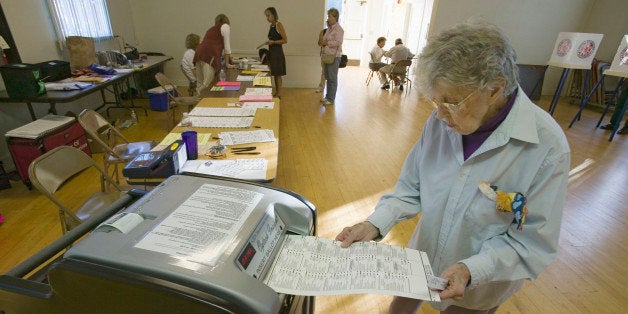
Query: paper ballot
[[265, 235, 441, 302]]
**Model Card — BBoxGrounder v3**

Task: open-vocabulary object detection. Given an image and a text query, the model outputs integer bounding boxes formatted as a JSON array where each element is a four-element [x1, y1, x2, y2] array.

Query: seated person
[[379, 38, 415, 90], [181, 33, 200, 96], [369, 36, 389, 89], [600, 84, 628, 134]]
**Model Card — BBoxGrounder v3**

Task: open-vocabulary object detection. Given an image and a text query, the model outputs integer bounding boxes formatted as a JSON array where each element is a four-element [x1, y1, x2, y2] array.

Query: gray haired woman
[[336, 21, 570, 313]]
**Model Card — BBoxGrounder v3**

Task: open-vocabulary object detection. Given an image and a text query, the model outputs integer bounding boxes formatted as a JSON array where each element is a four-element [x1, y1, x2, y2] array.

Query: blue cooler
[[147, 86, 177, 111]]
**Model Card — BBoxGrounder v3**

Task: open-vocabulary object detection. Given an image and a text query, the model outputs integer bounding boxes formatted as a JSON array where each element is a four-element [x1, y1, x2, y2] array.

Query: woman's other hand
[[335, 221, 380, 248]]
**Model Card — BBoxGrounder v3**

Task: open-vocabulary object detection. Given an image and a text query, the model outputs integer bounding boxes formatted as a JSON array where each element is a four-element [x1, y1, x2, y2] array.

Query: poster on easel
[[547, 32, 604, 69], [606, 35, 628, 77]]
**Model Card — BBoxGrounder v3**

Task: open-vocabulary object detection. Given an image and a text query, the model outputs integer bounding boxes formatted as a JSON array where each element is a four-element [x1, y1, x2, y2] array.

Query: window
[[47, 0, 113, 48]]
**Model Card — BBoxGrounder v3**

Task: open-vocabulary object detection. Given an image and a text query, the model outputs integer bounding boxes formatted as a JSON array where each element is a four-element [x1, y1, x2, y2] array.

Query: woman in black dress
[[264, 7, 287, 98]]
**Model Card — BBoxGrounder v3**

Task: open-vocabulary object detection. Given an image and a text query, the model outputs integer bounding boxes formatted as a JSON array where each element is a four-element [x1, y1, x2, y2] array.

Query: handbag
[[321, 53, 335, 65], [339, 54, 348, 68]]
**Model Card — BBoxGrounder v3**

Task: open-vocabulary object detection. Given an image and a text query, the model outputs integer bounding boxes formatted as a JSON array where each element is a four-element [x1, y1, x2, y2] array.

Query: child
[[181, 33, 200, 96]]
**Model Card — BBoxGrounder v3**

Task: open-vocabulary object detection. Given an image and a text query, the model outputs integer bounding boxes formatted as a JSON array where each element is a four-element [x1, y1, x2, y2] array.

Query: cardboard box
[[147, 86, 177, 111]]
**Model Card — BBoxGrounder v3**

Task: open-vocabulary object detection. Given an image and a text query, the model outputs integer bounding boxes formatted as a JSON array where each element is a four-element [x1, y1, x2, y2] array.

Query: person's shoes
[[381, 84, 390, 90], [399, 84, 404, 91], [618, 126, 628, 134], [600, 123, 614, 130], [322, 99, 334, 106], [320, 98, 327, 103], [315, 87, 323, 93]]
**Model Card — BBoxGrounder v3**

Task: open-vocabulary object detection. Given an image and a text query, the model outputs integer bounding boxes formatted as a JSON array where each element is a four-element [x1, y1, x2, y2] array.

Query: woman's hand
[[438, 263, 471, 300], [335, 221, 380, 248]]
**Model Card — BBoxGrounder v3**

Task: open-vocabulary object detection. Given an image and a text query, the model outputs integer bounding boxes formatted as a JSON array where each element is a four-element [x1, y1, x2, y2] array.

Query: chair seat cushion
[[75, 190, 128, 221], [110, 141, 157, 161]]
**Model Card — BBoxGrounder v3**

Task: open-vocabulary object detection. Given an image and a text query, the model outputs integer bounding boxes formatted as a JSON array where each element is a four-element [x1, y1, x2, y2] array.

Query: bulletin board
[[547, 32, 604, 69], [605, 35, 628, 78]]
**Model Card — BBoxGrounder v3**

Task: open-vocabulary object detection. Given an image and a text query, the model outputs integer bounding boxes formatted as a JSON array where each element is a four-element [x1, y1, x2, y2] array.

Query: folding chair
[[155, 72, 200, 129], [28, 146, 126, 234], [390, 59, 413, 94]]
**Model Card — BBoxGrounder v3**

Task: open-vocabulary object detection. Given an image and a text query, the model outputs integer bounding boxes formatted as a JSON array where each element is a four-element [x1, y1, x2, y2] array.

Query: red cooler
[[6, 115, 91, 188]]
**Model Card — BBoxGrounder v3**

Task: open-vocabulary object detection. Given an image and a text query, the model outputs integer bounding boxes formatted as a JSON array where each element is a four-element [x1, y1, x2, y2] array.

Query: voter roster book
[[265, 235, 441, 302]]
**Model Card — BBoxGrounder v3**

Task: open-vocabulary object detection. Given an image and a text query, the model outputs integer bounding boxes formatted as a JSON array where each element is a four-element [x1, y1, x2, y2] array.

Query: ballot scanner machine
[[0, 174, 316, 313]]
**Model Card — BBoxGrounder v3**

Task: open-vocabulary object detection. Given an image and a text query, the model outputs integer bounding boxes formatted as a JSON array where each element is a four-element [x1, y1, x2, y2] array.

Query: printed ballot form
[[264, 235, 441, 302], [134, 184, 264, 267]]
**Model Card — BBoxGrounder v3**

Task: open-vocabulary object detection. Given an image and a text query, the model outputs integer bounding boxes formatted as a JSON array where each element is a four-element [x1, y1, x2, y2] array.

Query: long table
[[0, 56, 172, 121]]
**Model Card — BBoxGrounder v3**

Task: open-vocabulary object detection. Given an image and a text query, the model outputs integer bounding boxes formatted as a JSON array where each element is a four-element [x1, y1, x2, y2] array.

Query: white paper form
[[236, 75, 255, 82], [186, 116, 254, 128], [182, 158, 268, 181], [265, 236, 441, 302], [134, 183, 264, 266], [241, 102, 274, 110], [219, 129, 276, 145], [189, 107, 256, 117], [245, 88, 272, 95]]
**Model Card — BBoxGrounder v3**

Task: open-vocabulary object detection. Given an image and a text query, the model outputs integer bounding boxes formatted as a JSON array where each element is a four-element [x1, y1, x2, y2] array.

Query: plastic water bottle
[[130, 110, 138, 125], [181, 112, 192, 127], [219, 68, 226, 82]]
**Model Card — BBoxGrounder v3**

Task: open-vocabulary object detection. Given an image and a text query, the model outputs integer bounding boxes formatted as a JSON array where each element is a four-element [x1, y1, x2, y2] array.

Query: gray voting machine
[[0, 174, 316, 313]]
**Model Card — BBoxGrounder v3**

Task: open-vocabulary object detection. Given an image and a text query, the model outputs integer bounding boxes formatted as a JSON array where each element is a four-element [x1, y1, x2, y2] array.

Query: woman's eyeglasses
[[430, 90, 476, 112]]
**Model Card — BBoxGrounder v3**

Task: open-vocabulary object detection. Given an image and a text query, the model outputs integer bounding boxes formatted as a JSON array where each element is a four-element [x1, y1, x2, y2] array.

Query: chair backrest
[[78, 109, 130, 158], [392, 59, 412, 76], [155, 72, 181, 101], [28, 146, 121, 233]]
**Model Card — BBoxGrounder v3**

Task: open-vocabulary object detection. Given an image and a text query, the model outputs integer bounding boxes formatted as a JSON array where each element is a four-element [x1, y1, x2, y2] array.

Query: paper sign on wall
[[548, 32, 604, 69], [606, 35, 628, 77]]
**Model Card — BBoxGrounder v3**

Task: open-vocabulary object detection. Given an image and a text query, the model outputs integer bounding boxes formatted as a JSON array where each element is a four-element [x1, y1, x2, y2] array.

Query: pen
[[233, 152, 261, 155]]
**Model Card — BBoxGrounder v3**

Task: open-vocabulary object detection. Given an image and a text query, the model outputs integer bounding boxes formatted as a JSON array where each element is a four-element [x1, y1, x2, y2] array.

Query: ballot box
[[0, 174, 316, 313]]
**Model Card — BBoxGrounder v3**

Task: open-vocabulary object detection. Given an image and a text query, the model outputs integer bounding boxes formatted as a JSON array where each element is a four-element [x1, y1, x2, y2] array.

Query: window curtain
[[47, 0, 113, 49]]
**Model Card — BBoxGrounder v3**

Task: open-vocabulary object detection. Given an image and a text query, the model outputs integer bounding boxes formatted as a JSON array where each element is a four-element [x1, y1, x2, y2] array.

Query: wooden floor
[[1, 66, 627, 313]]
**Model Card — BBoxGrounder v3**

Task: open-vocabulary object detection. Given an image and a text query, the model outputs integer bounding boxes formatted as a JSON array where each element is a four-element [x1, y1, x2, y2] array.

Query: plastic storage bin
[[147, 86, 177, 111], [0, 63, 46, 98], [36, 60, 72, 82]]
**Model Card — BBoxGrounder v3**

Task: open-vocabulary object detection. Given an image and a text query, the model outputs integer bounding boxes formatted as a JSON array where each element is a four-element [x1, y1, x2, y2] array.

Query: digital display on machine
[[238, 243, 257, 270], [235, 205, 285, 279]]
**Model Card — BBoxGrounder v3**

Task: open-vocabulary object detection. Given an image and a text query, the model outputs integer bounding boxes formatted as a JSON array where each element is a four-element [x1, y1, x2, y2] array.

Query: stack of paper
[[253, 76, 272, 87], [239, 94, 273, 102]]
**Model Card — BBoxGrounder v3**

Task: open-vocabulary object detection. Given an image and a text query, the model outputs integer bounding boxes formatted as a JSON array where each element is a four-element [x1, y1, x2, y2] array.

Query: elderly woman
[[319, 8, 344, 106], [335, 21, 570, 313]]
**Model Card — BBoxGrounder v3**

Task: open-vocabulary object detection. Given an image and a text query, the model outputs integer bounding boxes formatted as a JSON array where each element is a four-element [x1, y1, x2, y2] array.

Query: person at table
[[369, 36, 389, 89], [319, 8, 344, 106], [379, 38, 414, 90], [181, 33, 200, 96], [264, 7, 287, 98], [194, 13, 235, 96], [335, 21, 570, 313]]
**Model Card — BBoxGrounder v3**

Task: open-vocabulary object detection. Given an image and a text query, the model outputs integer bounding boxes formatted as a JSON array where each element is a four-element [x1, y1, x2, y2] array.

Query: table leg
[[49, 102, 57, 115], [548, 68, 570, 115], [26, 102, 37, 121], [569, 72, 603, 128]]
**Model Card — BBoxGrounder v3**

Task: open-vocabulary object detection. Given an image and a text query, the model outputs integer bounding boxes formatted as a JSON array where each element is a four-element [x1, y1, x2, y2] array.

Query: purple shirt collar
[[462, 89, 518, 160]]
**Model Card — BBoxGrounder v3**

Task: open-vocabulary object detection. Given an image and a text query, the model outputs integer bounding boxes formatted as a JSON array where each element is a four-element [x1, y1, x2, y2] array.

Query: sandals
[[618, 126, 627, 134]]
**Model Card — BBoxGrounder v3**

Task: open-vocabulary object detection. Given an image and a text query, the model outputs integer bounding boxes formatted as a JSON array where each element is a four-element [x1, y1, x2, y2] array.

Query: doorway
[[329, 0, 433, 66]]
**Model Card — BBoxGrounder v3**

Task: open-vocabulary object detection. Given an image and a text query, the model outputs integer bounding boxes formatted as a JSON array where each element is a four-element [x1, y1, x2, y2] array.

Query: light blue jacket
[[368, 88, 570, 310]]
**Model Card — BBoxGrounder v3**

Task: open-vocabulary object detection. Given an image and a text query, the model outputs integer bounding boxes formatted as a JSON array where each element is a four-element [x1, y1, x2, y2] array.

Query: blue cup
[[181, 131, 198, 160]]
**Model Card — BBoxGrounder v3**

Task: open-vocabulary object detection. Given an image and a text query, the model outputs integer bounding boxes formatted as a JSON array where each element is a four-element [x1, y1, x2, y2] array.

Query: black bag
[[339, 54, 348, 68]]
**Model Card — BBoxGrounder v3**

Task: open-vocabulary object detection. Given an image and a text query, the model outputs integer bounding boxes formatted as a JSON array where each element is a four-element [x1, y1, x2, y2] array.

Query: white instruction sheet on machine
[[134, 184, 263, 266], [265, 235, 441, 302]]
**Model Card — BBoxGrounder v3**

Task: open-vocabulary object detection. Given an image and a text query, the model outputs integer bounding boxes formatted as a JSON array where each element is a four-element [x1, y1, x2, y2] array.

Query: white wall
[[428, 0, 628, 95], [1, 0, 626, 171]]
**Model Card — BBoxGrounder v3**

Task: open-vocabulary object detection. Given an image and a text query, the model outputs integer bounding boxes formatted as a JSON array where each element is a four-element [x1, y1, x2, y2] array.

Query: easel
[[544, 32, 604, 116], [569, 35, 628, 141]]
